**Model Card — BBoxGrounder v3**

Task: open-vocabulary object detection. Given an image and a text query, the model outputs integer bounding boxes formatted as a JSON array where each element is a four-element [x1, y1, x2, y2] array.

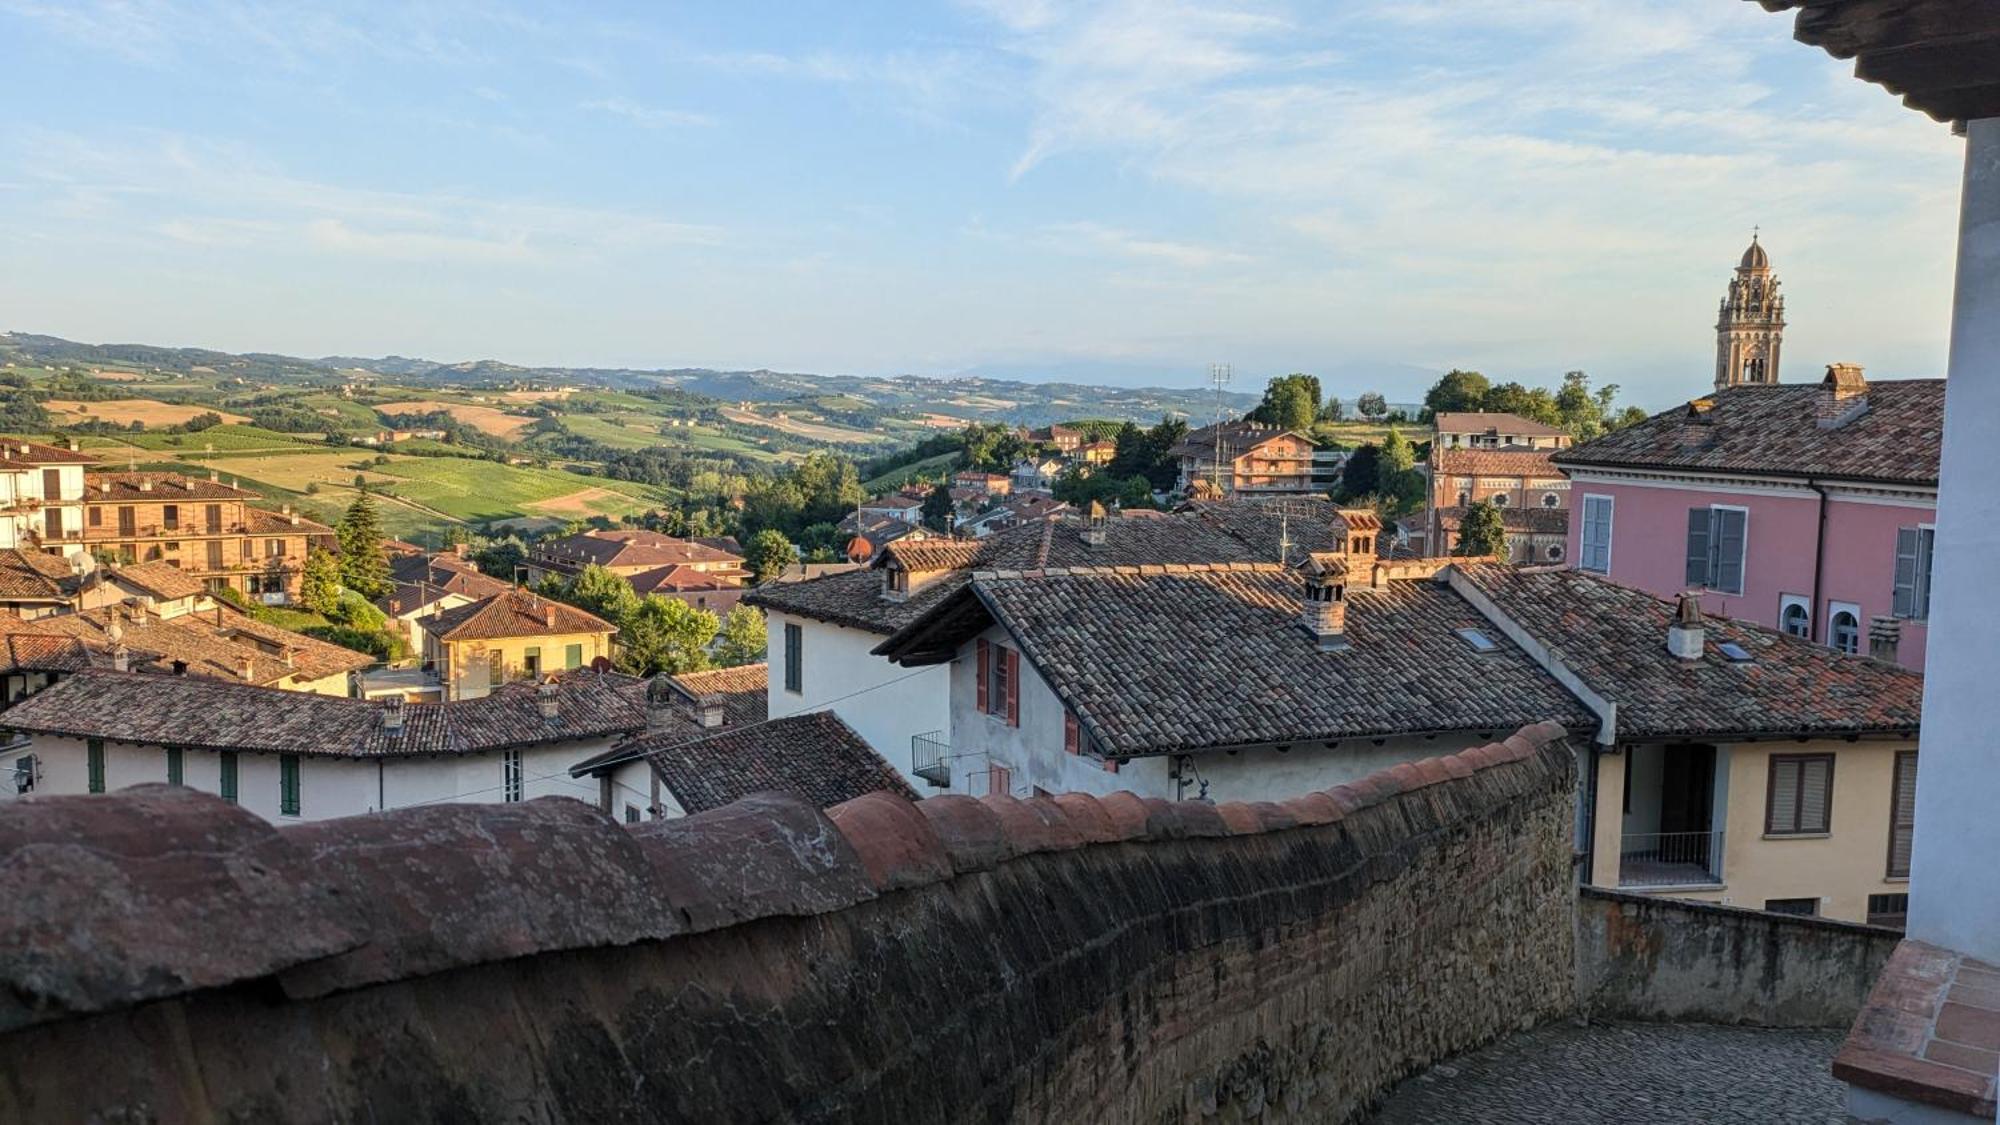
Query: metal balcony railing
[[1619, 830, 1725, 887], [912, 731, 951, 788]]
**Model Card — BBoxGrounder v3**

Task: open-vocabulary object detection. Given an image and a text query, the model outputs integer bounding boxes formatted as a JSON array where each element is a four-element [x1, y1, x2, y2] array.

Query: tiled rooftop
[[6, 602, 373, 686], [108, 561, 206, 601], [531, 530, 743, 570], [83, 471, 260, 502], [1556, 378, 1944, 486], [0, 439, 96, 465], [421, 587, 615, 642], [613, 710, 916, 815], [0, 549, 80, 601], [1431, 447, 1562, 478]]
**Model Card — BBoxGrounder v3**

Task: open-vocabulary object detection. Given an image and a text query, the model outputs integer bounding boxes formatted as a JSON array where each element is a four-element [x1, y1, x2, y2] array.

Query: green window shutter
[[219, 752, 238, 803], [279, 754, 300, 816], [87, 739, 105, 794], [565, 643, 583, 669], [166, 747, 183, 786]]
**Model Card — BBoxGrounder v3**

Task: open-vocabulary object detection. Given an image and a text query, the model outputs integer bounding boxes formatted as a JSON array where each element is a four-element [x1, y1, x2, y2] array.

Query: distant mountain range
[[4, 332, 1264, 428]]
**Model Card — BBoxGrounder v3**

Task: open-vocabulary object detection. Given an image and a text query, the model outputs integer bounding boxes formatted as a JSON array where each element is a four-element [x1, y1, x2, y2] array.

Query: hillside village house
[[0, 440, 92, 557], [1427, 447, 1571, 563], [0, 668, 647, 821], [1011, 456, 1064, 491], [872, 529, 1923, 925], [1431, 411, 1574, 451], [1169, 421, 1319, 495], [1556, 365, 1939, 670], [420, 587, 615, 701], [375, 548, 513, 653], [519, 529, 749, 607], [80, 471, 327, 604], [953, 471, 1010, 497]]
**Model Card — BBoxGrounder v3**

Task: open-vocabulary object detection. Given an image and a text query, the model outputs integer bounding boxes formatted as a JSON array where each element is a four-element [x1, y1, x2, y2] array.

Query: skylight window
[[1455, 628, 1498, 653], [1716, 641, 1754, 663]]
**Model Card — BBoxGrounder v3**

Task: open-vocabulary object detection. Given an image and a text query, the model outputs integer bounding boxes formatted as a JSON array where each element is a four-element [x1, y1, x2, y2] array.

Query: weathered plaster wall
[[1577, 887, 1900, 1028], [0, 725, 1579, 1125]]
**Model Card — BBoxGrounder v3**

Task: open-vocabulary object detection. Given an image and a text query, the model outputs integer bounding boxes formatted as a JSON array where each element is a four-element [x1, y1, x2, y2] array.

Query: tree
[[1249, 373, 1321, 431], [1321, 396, 1344, 422], [471, 538, 525, 582], [715, 604, 767, 667], [745, 529, 795, 585], [615, 596, 718, 676], [1337, 443, 1381, 500], [1376, 428, 1428, 516], [1421, 370, 1490, 420], [920, 483, 955, 533], [298, 548, 343, 616], [1355, 392, 1388, 420], [566, 562, 640, 623], [336, 491, 391, 598], [1454, 500, 1508, 559], [1480, 382, 1561, 425]]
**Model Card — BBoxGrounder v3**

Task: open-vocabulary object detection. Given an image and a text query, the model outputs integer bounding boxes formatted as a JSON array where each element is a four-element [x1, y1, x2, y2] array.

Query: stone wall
[[1577, 886, 1902, 1028], [0, 723, 1580, 1125]]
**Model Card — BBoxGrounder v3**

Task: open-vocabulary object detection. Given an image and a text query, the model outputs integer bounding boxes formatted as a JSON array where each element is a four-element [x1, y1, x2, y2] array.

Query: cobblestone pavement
[[1367, 1021, 1847, 1124]]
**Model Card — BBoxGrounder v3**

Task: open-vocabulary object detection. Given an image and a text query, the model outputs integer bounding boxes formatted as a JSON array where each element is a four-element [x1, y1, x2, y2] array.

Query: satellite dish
[[590, 655, 613, 673]]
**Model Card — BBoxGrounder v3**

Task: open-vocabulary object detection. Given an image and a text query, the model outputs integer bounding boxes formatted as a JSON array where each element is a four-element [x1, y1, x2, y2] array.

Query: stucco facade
[[425, 630, 611, 701], [1565, 468, 1934, 669], [762, 609, 948, 792], [0, 457, 87, 555]]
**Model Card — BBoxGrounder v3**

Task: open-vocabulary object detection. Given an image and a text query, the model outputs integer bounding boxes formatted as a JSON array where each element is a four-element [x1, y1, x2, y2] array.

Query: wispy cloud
[[579, 98, 715, 129], [1043, 221, 1250, 269]]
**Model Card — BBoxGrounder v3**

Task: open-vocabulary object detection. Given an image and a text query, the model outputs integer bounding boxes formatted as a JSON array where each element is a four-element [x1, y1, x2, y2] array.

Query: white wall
[[765, 610, 949, 793], [4, 733, 620, 823], [941, 623, 1492, 803]]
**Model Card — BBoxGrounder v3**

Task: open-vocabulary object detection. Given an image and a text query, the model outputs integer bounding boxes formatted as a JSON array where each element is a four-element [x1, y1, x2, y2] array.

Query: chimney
[[693, 693, 726, 728], [1299, 558, 1349, 652], [66, 439, 79, 452], [1081, 501, 1108, 547], [645, 675, 676, 732], [544, 605, 557, 629], [1667, 593, 1705, 660], [236, 654, 255, 681], [1868, 616, 1901, 663], [111, 645, 129, 673], [1817, 364, 1870, 429], [382, 697, 405, 735], [171, 659, 187, 676], [138, 477, 153, 492], [209, 470, 219, 483], [537, 679, 560, 720]]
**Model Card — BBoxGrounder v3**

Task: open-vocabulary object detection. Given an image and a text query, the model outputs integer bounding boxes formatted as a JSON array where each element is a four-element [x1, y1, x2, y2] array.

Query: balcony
[[911, 731, 951, 788], [1618, 830, 1725, 888]]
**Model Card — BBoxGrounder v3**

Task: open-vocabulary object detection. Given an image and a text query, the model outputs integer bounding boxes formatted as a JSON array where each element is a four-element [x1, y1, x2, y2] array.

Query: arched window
[[1781, 602, 1809, 638], [1541, 492, 1560, 509], [1546, 544, 1564, 562], [1831, 610, 1860, 655], [1491, 494, 1509, 508], [1457, 490, 1470, 507]]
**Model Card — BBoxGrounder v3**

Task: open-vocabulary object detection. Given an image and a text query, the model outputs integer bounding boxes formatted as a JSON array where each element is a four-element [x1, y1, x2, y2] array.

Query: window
[[118, 506, 136, 536], [1830, 606, 1860, 655], [1541, 492, 1560, 509], [1867, 893, 1910, 930], [1456, 490, 1470, 507], [975, 638, 1019, 727], [162, 504, 179, 531], [1685, 506, 1748, 594], [206, 541, 224, 570], [205, 503, 222, 533], [565, 643, 583, 670], [625, 804, 640, 824], [43, 508, 63, 538], [1892, 526, 1935, 620], [219, 751, 238, 803], [1767, 754, 1834, 836], [1888, 751, 1917, 879], [87, 738, 105, 793], [88, 507, 101, 528], [503, 750, 524, 802], [41, 468, 61, 501], [241, 540, 252, 561], [1491, 493, 1509, 508], [523, 646, 541, 679], [1779, 595, 1810, 638], [279, 754, 301, 816], [265, 538, 283, 559], [165, 746, 183, 785], [783, 622, 803, 693], [1546, 545, 1564, 562], [488, 650, 505, 688], [1580, 495, 1613, 574], [1764, 898, 1819, 917]]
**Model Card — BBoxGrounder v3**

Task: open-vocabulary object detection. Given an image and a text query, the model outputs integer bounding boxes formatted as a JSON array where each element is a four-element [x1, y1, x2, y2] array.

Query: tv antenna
[[1207, 363, 1232, 492]]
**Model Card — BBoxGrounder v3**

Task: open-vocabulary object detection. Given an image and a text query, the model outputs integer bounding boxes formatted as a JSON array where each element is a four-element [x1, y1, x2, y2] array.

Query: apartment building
[[0, 439, 93, 557], [1556, 366, 1938, 669], [1427, 447, 1570, 563], [1432, 411, 1574, 451], [79, 471, 327, 604], [1169, 422, 1319, 495]]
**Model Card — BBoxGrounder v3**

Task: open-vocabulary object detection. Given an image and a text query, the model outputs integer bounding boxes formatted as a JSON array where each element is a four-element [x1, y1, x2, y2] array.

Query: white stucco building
[[0, 440, 92, 557]]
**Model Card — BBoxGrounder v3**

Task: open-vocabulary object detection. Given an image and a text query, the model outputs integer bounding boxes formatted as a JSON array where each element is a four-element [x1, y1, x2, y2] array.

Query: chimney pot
[[1817, 364, 1870, 429], [697, 693, 726, 728], [1667, 593, 1706, 660], [1868, 615, 1902, 662], [537, 680, 560, 720], [111, 645, 130, 673], [236, 654, 255, 680], [382, 697, 405, 734], [1300, 563, 1350, 652]]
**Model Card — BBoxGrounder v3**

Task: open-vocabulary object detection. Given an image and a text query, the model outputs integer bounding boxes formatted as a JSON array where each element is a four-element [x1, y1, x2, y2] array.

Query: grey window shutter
[[1893, 527, 1919, 618], [1685, 507, 1712, 587], [1916, 529, 1934, 619], [1713, 509, 1746, 594]]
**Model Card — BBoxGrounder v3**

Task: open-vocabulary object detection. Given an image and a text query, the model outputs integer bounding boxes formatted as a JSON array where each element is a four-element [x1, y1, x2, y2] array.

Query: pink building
[[1555, 366, 1940, 670]]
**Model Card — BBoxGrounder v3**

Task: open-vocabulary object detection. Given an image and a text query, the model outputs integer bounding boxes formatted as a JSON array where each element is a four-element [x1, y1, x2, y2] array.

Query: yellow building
[[419, 588, 616, 701]]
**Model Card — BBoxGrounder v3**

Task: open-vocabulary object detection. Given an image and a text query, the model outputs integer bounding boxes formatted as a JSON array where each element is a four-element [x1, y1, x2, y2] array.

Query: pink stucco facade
[[1565, 470, 1932, 669]]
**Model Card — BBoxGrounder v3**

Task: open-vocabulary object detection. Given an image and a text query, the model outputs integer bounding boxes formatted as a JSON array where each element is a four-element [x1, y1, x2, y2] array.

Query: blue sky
[[0, 1, 1967, 408]]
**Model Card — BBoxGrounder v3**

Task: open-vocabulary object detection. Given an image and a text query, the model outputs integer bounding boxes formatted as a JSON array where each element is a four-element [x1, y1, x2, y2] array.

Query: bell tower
[[1715, 232, 1785, 390]]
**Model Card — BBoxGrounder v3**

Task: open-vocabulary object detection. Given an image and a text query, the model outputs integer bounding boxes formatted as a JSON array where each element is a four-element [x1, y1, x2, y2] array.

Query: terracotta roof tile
[[0, 440, 96, 464], [1433, 412, 1569, 437], [107, 561, 206, 601], [0, 549, 80, 601], [19, 603, 372, 685], [421, 588, 614, 642], [83, 472, 259, 501], [1432, 447, 1562, 477], [621, 711, 916, 814]]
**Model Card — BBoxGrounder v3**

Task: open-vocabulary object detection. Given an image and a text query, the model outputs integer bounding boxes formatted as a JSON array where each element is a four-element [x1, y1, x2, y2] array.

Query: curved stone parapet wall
[[0, 723, 1578, 1124]]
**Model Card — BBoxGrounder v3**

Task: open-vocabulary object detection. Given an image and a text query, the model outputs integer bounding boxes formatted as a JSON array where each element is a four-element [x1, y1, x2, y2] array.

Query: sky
[[0, 0, 1969, 409]]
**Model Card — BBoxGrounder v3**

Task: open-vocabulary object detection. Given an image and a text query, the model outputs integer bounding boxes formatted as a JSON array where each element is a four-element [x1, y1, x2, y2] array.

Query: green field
[[864, 451, 961, 493], [117, 424, 322, 452]]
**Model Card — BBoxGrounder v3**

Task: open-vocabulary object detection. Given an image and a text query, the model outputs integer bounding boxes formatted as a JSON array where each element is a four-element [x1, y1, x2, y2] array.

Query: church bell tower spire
[[1715, 231, 1785, 390]]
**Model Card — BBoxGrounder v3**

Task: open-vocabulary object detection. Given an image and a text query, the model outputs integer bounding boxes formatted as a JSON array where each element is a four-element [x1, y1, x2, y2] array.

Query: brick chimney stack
[[537, 680, 560, 720], [1300, 556, 1350, 652], [1869, 616, 1902, 663], [1667, 593, 1705, 660], [382, 697, 405, 735], [1817, 363, 1870, 429], [236, 654, 255, 681]]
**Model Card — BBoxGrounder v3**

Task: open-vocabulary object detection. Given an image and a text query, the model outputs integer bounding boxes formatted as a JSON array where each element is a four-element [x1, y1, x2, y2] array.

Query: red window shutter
[[976, 638, 990, 714], [1005, 648, 1019, 727], [1064, 713, 1079, 755], [1103, 757, 1119, 774]]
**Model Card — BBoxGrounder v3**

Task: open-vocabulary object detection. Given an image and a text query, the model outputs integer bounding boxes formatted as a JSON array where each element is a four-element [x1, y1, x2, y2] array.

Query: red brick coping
[[1833, 939, 2000, 1118]]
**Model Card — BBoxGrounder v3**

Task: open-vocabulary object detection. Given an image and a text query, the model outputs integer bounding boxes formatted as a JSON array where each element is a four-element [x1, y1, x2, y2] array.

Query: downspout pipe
[[1806, 479, 1829, 642]]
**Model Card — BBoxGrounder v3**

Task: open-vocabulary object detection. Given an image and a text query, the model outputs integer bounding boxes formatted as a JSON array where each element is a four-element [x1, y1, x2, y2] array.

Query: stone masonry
[[0, 724, 1579, 1124]]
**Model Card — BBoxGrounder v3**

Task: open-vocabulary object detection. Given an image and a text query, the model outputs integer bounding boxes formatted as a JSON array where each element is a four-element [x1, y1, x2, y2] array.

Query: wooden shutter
[[1798, 755, 1831, 832], [1712, 509, 1746, 594], [1685, 508, 1711, 586], [1004, 648, 1020, 728], [1893, 527, 1919, 618], [1915, 529, 1934, 619], [976, 638, 990, 713], [1888, 751, 1917, 878], [1768, 754, 1833, 835], [1064, 712, 1079, 755], [1767, 757, 1799, 833]]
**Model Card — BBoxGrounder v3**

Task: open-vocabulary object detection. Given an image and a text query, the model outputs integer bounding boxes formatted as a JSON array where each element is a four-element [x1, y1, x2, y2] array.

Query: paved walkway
[[1367, 1021, 1846, 1125]]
